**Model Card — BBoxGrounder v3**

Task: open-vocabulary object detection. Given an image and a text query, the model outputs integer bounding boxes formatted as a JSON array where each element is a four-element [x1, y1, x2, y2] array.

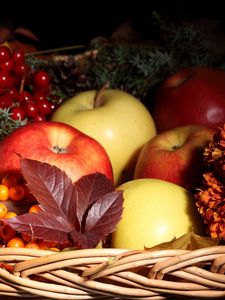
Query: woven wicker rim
[[0, 245, 225, 299]]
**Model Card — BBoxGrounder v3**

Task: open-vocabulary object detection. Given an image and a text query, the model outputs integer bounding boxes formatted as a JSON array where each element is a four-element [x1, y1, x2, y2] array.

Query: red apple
[[151, 66, 225, 133], [133, 125, 215, 191], [0, 121, 113, 183]]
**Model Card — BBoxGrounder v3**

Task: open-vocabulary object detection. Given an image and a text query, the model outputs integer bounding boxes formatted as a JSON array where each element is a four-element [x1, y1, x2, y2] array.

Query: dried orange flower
[[195, 124, 225, 240], [204, 124, 225, 177], [195, 172, 225, 239]]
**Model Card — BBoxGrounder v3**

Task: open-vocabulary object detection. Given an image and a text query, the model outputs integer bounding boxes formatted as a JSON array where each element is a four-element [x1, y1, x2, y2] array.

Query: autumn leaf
[[5, 158, 123, 248], [145, 231, 220, 251]]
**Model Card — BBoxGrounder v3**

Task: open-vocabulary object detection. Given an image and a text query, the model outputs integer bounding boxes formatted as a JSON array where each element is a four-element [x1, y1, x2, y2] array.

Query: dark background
[[2, 0, 225, 50]]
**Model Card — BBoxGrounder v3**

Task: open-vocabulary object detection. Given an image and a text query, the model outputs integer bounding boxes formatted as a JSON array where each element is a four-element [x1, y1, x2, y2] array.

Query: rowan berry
[[1, 224, 16, 241], [29, 204, 42, 213], [9, 185, 25, 201], [4, 212, 17, 219], [21, 232, 32, 242], [38, 240, 57, 250], [7, 237, 25, 248], [0, 46, 11, 63], [0, 203, 8, 218], [0, 185, 9, 201], [33, 70, 50, 90], [1, 174, 18, 188], [25, 242, 39, 249]]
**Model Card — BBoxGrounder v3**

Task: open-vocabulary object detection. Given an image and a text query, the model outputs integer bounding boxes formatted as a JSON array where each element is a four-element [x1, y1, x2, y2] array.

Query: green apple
[[111, 178, 204, 250], [51, 89, 156, 185]]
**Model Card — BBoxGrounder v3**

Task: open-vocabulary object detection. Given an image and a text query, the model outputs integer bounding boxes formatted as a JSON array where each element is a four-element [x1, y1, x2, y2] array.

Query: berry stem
[[19, 76, 25, 93]]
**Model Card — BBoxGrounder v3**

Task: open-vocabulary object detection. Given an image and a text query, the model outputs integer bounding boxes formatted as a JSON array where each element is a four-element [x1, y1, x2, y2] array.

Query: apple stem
[[94, 82, 110, 108]]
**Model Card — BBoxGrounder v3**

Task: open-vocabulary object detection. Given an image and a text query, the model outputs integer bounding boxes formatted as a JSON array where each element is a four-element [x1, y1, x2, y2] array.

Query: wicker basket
[[1, 245, 225, 299]]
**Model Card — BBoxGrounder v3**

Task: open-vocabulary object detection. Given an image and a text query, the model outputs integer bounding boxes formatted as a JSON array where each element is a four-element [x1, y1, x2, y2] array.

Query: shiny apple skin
[[51, 89, 156, 186], [0, 121, 113, 183], [134, 125, 215, 191], [152, 66, 225, 133], [111, 178, 205, 250]]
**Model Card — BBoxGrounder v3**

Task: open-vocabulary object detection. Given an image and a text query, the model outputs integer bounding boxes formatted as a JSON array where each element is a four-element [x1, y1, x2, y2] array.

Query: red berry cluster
[[0, 45, 60, 122]]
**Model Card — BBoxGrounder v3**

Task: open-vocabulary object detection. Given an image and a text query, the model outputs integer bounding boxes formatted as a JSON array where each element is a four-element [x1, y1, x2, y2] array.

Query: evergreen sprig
[[84, 46, 169, 95], [0, 108, 27, 141], [2, 13, 225, 139], [25, 13, 225, 104]]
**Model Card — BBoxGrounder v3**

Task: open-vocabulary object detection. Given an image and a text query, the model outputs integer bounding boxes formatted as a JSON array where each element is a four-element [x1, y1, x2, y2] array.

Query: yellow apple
[[51, 89, 156, 185], [111, 178, 204, 250]]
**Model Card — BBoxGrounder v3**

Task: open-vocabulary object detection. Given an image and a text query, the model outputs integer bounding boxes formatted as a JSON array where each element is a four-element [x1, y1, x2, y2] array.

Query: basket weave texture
[[1, 245, 225, 299]]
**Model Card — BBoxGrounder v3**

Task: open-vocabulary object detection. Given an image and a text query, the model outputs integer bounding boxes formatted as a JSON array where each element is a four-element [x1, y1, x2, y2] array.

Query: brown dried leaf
[[145, 231, 220, 251]]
